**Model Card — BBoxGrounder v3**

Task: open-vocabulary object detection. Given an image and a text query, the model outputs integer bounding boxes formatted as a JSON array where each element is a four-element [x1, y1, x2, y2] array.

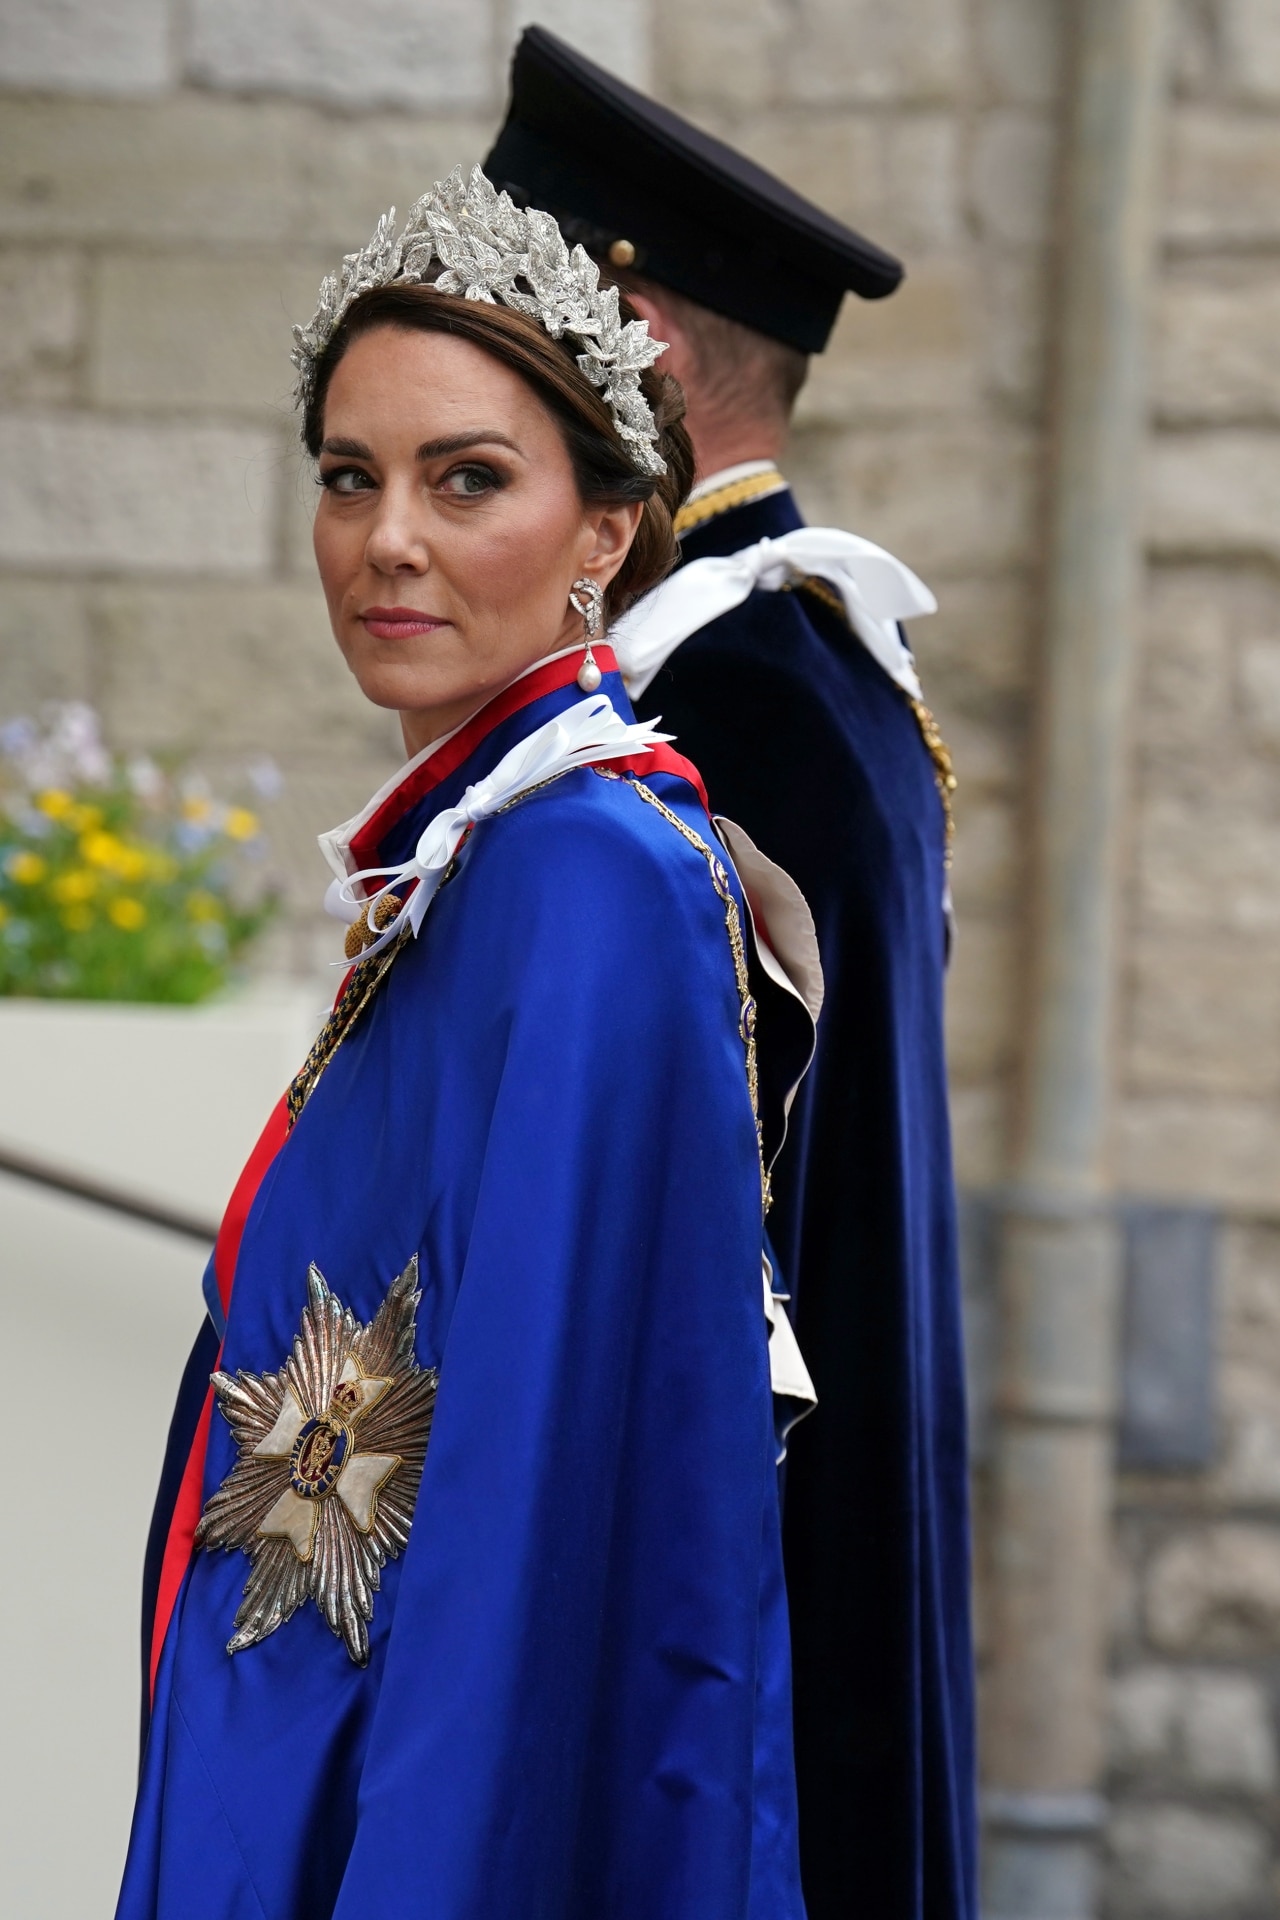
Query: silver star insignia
[[196, 1257, 437, 1665]]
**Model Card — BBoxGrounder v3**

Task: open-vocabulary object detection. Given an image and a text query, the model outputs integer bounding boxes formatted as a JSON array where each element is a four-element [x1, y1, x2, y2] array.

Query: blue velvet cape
[[118, 662, 806, 1920], [633, 489, 977, 1920]]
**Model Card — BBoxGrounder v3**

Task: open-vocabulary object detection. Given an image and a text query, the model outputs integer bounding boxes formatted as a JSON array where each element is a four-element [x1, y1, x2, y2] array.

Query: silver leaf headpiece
[[291, 166, 668, 477]]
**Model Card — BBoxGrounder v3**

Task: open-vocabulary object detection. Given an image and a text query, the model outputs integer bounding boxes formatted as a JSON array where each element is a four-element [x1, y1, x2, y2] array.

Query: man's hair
[[609, 273, 809, 431]]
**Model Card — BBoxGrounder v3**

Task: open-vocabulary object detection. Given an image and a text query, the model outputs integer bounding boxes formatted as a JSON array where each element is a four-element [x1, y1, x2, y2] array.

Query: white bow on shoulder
[[324, 694, 670, 958], [611, 527, 937, 699]]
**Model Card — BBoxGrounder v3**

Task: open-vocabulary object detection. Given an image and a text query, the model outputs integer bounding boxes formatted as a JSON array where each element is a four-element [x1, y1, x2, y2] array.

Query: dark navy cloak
[[632, 486, 977, 1920], [119, 656, 806, 1920]]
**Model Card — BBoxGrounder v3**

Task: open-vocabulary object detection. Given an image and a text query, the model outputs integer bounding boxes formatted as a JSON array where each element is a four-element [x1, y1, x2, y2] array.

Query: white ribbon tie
[[611, 527, 937, 700]]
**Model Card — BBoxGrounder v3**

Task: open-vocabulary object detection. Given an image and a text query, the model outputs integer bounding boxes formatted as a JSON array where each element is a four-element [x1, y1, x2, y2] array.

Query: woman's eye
[[440, 464, 500, 498], [319, 466, 376, 495]]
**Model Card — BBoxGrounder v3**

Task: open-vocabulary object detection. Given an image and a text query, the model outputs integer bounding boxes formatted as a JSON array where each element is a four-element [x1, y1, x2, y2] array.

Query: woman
[[118, 168, 819, 1920]]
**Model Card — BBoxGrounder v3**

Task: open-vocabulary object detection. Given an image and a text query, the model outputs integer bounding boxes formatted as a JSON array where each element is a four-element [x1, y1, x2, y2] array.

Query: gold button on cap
[[608, 238, 637, 268]]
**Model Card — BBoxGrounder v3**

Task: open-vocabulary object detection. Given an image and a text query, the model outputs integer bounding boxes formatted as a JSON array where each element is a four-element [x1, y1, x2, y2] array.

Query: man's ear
[[623, 287, 698, 397]]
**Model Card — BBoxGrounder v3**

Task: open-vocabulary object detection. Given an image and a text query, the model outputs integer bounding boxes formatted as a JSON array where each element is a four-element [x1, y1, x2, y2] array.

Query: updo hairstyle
[[302, 284, 695, 622]]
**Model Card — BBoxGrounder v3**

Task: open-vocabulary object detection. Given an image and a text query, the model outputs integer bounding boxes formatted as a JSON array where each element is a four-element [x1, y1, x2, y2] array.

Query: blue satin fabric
[[635, 496, 977, 1920], [117, 669, 805, 1920]]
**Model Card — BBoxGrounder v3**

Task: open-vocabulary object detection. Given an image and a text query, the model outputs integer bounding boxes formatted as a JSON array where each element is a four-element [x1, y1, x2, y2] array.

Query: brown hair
[[302, 284, 695, 620]]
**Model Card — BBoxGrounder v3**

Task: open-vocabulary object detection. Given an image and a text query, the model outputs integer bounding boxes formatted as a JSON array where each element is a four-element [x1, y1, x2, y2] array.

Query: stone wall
[[3, 2, 1279, 1913]]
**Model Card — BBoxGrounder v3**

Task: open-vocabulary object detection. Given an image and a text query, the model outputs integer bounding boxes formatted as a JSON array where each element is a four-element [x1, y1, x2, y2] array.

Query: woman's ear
[[581, 500, 644, 590]]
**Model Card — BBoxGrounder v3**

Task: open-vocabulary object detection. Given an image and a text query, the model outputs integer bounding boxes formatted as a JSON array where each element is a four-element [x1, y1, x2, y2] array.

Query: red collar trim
[[349, 646, 619, 873]]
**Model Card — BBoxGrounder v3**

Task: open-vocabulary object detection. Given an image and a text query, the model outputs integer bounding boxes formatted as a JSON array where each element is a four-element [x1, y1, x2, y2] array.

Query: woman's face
[[313, 325, 642, 755]]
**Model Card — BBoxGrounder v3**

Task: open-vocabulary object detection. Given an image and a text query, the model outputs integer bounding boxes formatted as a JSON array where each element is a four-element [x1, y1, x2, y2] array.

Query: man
[[486, 29, 975, 1920]]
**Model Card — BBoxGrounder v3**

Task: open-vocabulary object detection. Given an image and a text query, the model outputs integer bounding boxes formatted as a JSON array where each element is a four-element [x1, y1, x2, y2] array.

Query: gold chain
[[287, 927, 411, 1127], [673, 468, 786, 538], [790, 573, 957, 862], [597, 768, 769, 1214]]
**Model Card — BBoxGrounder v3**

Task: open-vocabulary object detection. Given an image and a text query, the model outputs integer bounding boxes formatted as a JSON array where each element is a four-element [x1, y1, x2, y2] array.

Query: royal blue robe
[[633, 485, 977, 1920], [119, 656, 806, 1920]]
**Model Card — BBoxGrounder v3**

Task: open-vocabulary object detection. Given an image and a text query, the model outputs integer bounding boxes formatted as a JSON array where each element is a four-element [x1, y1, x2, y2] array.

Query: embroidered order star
[[196, 1257, 437, 1665]]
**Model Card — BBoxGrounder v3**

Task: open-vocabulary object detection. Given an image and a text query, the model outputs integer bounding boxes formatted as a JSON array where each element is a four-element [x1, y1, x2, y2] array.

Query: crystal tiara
[[291, 166, 668, 477]]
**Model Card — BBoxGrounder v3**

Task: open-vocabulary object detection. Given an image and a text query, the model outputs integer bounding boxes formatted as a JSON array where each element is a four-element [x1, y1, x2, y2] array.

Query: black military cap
[[484, 26, 904, 357]]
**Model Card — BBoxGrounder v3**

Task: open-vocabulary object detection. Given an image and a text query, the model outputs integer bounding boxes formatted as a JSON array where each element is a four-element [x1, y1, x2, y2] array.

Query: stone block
[[0, 248, 81, 406], [790, 424, 1038, 578], [88, 251, 328, 415], [0, 0, 171, 95], [1136, 566, 1239, 758], [1125, 932, 1280, 1098], [969, 111, 1057, 247], [1151, 428, 1280, 560], [1239, 638, 1280, 756], [1221, 0, 1280, 103], [977, 0, 1064, 105], [0, 578, 94, 714], [289, 114, 494, 253], [795, 256, 982, 427], [979, 251, 1051, 416], [656, 0, 787, 109], [0, 414, 277, 577], [948, 1083, 1008, 1188], [186, 0, 494, 112], [1166, 109, 1280, 248], [944, 916, 1019, 1080], [1155, 269, 1280, 425], [1213, 1223, 1280, 1502], [513, 0, 652, 90], [780, 0, 967, 105], [1116, 1096, 1280, 1213], [92, 582, 390, 762], [948, 797, 1019, 917], [1146, 1524, 1280, 1654], [0, 96, 491, 253], [1107, 1805, 1269, 1913], [742, 109, 964, 254], [912, 573, 1034, 700], [1117, 1206, 1218, 1470], [1134, 787, 1280, 933]]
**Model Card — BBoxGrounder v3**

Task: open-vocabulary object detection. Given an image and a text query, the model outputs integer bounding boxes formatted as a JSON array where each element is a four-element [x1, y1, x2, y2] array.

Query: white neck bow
[[324, 694, 669, 959], [611, 528, 937, 699]]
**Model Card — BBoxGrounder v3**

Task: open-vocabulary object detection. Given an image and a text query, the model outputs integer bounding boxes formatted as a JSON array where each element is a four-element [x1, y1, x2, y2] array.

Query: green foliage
[[0, 705, 280, 1003]]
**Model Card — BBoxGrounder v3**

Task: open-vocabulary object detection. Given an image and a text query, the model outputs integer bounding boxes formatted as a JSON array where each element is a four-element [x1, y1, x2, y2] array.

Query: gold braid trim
[[790, 573, 957, 862], [597, 767, 770, 1215], [673, 468, 786, 538], [287, 927, 411, 1127]]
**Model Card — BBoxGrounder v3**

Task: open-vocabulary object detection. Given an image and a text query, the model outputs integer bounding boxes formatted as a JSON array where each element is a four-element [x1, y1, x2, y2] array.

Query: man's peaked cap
[[484, 27, 903, 356]]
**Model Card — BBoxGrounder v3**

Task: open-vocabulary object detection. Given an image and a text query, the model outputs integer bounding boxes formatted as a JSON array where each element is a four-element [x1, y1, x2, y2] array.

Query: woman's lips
[[360, 607, 449, 640]]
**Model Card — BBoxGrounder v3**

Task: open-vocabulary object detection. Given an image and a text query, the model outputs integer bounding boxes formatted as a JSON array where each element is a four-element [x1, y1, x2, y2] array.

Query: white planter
[[0, 977, 327, 1222], [0, 978, 328, 1917]]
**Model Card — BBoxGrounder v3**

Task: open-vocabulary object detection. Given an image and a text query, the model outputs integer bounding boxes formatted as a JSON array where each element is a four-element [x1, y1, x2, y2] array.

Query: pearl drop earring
[[569, 577, 605, 692]]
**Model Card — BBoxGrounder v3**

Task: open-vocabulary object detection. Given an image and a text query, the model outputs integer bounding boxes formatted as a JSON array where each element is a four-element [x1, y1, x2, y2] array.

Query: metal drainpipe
[[981, 4, 1170, 1918]]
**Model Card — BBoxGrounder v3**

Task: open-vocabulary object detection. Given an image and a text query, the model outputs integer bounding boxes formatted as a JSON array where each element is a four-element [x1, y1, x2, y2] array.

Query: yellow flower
[[185, 890, 223, 923], [108, 896, 147, 930], [66, 802, 103, 834], [182, 795, 212, 823], [61, 904, 94, 932], [52, 869, 98, 904], [81, 829, 125, 869], [80, 830, 147, 880], [223, 807, 259, 842], [35, 789, 73, 820], [8, 851, 47, 885]]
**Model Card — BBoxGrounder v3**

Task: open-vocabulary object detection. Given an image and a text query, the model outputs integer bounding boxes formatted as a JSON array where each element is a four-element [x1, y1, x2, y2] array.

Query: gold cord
[[673, 468, 787, 538]]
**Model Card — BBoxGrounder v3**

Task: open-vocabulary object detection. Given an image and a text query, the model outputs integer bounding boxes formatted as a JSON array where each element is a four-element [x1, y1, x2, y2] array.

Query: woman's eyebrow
[[415, 430, 523, 461], [319, 437, 374, 459]]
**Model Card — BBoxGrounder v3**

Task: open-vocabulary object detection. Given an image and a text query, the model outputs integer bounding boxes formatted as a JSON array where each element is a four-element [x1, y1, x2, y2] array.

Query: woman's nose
[[364, 487, 430, 575]]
